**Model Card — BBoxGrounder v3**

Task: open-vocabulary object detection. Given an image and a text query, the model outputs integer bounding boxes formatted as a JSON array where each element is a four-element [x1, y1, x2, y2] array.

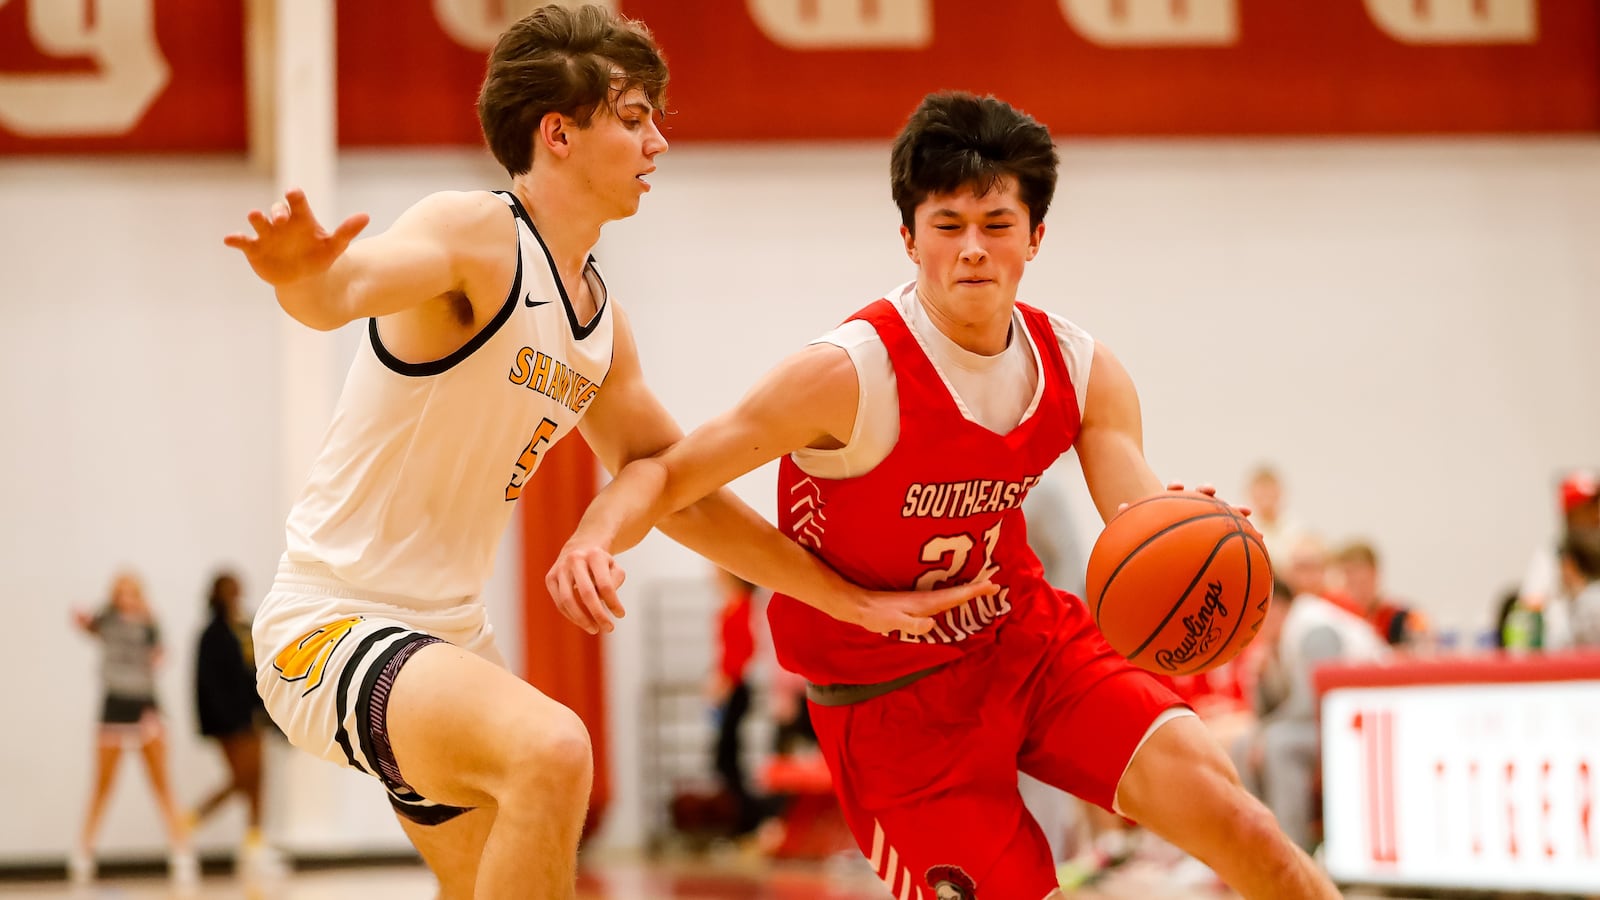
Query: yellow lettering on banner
[[1059, 0, 1238, 46], [273, 616, 362, 695], [1364, 0, 1535, 44], [0, 0, 171, 136], [747, 0, 932, 49]]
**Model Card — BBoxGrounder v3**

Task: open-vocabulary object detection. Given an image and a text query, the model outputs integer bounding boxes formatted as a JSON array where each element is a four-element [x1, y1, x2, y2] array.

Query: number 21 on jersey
[[906, 520, 1012, 643]]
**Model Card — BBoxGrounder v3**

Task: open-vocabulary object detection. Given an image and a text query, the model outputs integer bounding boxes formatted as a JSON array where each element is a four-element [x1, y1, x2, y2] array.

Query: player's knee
[[499, 706, 593, 796]]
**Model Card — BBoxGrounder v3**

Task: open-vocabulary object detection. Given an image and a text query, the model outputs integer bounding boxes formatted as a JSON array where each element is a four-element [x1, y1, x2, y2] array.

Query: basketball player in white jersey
[[548, 92, 1339, 898], [223, 7, 987, 898]]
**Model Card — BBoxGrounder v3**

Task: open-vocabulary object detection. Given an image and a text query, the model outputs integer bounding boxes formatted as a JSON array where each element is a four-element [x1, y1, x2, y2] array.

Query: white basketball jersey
[[284, 191, 614, 606]]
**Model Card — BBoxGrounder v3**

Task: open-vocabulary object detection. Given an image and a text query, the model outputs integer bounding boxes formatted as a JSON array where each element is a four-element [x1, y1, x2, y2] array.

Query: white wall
[[2, 137, 1596, 861]]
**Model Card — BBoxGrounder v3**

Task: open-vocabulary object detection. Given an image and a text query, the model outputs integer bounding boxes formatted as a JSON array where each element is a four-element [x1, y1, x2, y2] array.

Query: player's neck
[[914, 287, 1013, 356], [510, 176, 602, 288]]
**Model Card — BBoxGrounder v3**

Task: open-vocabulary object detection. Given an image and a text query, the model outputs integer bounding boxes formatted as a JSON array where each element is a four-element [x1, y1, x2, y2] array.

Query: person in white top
[[223, 7, 985, 898]]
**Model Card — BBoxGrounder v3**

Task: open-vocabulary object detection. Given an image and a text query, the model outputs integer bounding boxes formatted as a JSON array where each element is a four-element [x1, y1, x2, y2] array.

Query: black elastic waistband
[[805, 662, 948, 707]]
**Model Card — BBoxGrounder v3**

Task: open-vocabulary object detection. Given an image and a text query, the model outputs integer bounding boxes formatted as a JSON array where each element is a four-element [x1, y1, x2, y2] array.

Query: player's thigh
[[835, 787, 1058, 900], [811, 682, 1054, 898], [1017, 616, 1185, 812], [398, 804, 495, 899], [1114, 713, 1277, 861], [384, 641, 591, 810]]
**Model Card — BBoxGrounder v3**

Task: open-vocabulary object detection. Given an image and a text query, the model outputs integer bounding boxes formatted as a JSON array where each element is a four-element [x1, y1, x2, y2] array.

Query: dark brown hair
[[890, 92, 1058, 232], [477, 4, 668, 176]]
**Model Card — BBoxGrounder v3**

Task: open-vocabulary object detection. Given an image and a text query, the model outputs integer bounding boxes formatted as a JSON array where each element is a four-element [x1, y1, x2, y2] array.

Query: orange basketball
[[1085, 491, 1273, 676]]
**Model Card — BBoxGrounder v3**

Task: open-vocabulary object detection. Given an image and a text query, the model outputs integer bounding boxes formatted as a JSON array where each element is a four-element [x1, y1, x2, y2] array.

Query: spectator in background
[[1558, 527, 1600, 648], [1245, 465, 1306, 565], [1514, 470, 1600, 650], [70, 571, 197, 887], [192, 570, 285, 878], [709, 568, 769, 836], [1282, 533, 1364, 619], [1334, 540, 1430, 651], [1237, 569, 1389, 852]]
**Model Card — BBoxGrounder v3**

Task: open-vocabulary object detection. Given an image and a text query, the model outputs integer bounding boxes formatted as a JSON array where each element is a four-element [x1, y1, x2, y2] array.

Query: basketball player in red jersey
[[549, 92, 1338, 898]]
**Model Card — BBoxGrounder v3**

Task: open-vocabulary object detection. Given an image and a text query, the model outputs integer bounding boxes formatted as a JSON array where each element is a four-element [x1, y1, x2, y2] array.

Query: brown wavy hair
[[478, 4, 669, 176]]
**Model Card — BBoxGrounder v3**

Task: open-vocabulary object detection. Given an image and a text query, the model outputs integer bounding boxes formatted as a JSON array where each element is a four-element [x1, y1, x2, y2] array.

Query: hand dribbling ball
[[1086, 491, 1272, 676]]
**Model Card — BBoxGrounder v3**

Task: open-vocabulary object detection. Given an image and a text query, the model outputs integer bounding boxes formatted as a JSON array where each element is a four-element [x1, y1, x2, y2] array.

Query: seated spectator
[[1334, 540, 1430, 650], [1515, 469, 1600, 649], [1558, 527, 1600, 648]]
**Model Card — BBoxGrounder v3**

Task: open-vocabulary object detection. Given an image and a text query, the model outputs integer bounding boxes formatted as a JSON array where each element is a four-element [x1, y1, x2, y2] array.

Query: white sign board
[[1321, 680, 1600, 893]]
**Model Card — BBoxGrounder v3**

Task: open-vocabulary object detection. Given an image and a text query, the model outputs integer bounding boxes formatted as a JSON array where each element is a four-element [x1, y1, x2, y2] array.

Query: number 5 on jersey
[[506, 418, 560, 501]]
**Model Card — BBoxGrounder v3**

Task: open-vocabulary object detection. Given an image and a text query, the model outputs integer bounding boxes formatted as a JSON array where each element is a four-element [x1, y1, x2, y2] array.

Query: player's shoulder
[[1024, 303, 1094, 347], [398, 190, 511, 234]]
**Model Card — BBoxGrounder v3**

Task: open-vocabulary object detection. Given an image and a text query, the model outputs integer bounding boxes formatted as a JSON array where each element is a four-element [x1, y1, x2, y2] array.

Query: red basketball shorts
[[808, 592, 1186, 899]]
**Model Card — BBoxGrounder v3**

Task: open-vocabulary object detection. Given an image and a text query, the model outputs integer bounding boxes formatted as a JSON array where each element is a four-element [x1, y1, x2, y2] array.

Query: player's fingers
[[1195, 483, 1217, 496], [898, 614, 936, 637], [918, 580, 995, 617], [331, 212, 370, 248], [1234, 504, 1254, 518], [246, 209, 271, 236], [1165, 480, 1186, 492], [285, 188, 313, 218], [222, 233, 253, 249], [570, 568, 616, 634], [270, 200, 290, 224], [588, 558, 628, 619], [546, 567, 599, 634]]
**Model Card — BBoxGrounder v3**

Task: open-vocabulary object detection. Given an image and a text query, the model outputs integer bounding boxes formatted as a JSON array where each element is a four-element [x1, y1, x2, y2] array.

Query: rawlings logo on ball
[[1154, 580, 1227, 671]]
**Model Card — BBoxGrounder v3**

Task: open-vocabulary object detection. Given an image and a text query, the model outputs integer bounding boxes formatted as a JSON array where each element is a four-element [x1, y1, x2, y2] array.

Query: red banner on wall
[[0, 0, 244, 153], [2, 0, 1596, 153]]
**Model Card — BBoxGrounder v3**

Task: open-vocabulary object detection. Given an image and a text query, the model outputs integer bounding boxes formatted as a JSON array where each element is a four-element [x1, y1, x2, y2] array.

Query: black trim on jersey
[[502, 190, 609, 341], [333, 626, 405, 774], [367, 207, 525, 378]]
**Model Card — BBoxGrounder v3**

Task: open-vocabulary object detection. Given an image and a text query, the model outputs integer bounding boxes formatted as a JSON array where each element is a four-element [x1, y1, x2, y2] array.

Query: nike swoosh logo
[[524, 296, 552, 308]]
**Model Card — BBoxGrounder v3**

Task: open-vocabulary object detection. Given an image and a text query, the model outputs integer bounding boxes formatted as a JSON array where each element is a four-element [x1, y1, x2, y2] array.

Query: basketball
[[1085, 491, 1273, 676]]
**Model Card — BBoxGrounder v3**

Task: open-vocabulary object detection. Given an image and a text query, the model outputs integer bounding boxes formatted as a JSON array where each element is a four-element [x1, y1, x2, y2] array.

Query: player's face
[[570, 86, 667, 220], [900, 177, 1043, 326]]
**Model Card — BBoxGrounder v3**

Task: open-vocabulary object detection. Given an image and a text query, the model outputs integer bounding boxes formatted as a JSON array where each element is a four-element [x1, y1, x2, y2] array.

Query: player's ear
[[1026, 222, 1045, 261], [537, 112, 572, 158], [901, 224, 919, 263]]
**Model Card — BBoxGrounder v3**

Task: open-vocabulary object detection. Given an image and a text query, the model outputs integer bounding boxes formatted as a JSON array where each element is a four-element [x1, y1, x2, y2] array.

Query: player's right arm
[[224, 189, 492, 331], [554, 339, 992, 634]]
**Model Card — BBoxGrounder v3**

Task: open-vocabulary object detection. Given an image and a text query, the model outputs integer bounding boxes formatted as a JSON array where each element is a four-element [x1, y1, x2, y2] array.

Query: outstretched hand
[[846, 580, 999, 637], [223, 188, 370, 286], [546, 542, 629, 635]]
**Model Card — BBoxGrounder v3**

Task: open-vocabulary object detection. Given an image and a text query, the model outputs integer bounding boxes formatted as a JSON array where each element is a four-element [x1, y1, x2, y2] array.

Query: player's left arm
[[1075, 341, 1167, 522], [1076, 341, 1249, 522]]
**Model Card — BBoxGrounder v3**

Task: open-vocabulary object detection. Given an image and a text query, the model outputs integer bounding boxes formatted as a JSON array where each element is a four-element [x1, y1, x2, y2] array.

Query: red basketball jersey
[[770, 297, 1083, 685]]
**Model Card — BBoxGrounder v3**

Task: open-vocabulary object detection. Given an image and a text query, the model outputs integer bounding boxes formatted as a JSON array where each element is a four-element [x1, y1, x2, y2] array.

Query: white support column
[[273, 0, 339, 512]]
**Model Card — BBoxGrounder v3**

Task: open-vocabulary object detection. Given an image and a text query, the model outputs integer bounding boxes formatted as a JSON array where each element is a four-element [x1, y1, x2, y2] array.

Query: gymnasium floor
[[0, 855, 1401, 899]]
